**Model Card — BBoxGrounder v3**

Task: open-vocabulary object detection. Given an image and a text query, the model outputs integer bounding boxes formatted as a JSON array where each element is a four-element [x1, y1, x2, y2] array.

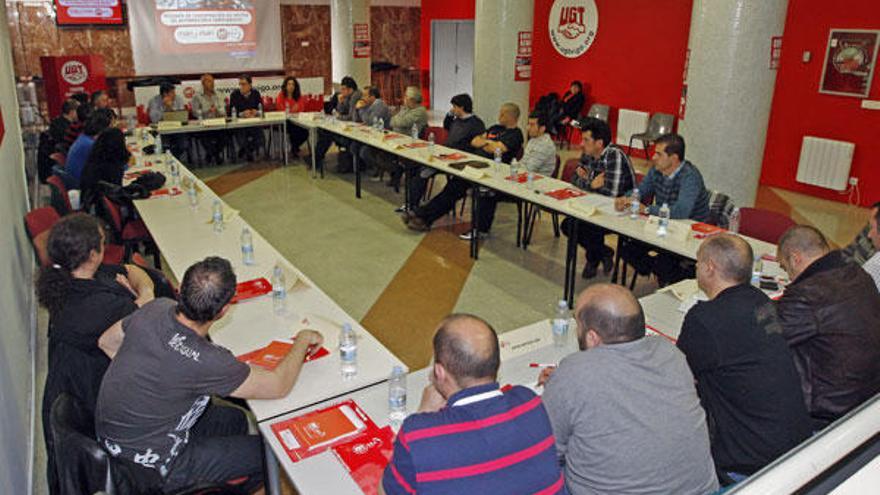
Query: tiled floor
[[31, 146, 872, 495]]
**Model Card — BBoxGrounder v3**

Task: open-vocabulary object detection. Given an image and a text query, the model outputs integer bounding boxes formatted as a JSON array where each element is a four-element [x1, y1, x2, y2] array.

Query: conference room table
[[288, 113, 778, 306], [124, 132, 406, 493]]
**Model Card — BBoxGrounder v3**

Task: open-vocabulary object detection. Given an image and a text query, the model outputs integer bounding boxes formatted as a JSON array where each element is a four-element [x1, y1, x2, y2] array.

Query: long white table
[[293, 113, 778, 305], [258, 319, 578, 494]]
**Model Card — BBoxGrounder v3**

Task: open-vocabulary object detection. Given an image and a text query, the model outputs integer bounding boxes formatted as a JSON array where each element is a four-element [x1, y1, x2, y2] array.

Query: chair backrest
[[101, 195, 125, 235], [46, 175, 72, 215], [739, 207, 797, 244], [561, 158, 580, 183], [49, 152, 66, 167], [425, 126, 448, 146], [707, 190, 735, 228], [587, 104, 610, 123], [24, 207, 61, 266], [647, 112, 675, 138], [551, 155, 561, 179]]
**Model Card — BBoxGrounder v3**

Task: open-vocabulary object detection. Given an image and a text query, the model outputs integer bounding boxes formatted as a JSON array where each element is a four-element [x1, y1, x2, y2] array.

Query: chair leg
[[524, 206, 539, 249], [629, 270, 638, 290], [515, 201, 522, 248], [552, 212, 560, 237], [642, 141, 650, 161]]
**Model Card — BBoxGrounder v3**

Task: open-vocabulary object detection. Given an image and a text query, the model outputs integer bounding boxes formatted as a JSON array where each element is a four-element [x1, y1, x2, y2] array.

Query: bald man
[[542, 284, 719, 494], [380, 314, 565, 495], [776, 225, 880, 429], [679, 235, 810, 483]]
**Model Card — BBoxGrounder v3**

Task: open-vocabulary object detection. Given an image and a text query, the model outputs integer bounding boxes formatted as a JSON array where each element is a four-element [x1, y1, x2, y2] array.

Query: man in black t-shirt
[[228, 75, 264, 162], [678, 235, 811, 484], [404, 102, 523, 232], [96, 257, 324, 493]]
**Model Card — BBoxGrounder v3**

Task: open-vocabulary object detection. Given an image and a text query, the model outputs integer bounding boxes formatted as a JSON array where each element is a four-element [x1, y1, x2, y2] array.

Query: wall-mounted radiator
[[795, 136, 855, 191]]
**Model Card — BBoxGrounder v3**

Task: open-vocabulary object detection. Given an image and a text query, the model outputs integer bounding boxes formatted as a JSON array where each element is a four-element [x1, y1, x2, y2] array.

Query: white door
[[431, 20, 475, 110]]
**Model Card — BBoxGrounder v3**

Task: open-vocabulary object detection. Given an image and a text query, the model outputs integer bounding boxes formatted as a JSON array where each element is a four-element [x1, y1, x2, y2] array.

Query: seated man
[[148, 82, 186, 159], [380, 314, 565, 495], [541, 283, 719, 495], [229, 75, 264, 162], [679, 234, 811, 484], [64, 109, 114, 188], [465, 111, 557, 240], [352, 86, 392, 177], [190, 74, 227, 165], [404, 102, 523, 232], [91, 89, 110, 111], [314, 76, 362, 173], [860, 201, 880, 290], [95, 257, 324, 493], [380, 86, 428, 191], [48, 98, 79, 153], [402, 93, 484, 213], [775, 225, 880, 429], [561, 117, 636, 277], [614, 133, 711, 286]]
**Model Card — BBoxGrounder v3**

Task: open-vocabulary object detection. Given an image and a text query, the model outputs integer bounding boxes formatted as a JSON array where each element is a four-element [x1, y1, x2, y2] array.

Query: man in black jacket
[[776, 225, 880, 430]]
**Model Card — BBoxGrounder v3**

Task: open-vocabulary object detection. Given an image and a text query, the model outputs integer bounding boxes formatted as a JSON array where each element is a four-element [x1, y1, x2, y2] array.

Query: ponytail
[[36, 264, 74, 317]]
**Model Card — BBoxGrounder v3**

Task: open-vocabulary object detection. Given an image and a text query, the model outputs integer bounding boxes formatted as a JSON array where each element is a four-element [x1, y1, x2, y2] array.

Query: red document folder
[[437, 152, 467, 161], [271, 400, 379, 462], [545, 187, 586, 200], [691, 222, 726, 239], [332, 426, 395, 495], [236, 340, 330, 370], [505, 172, 545, 184], [230, 278, 273, 303]]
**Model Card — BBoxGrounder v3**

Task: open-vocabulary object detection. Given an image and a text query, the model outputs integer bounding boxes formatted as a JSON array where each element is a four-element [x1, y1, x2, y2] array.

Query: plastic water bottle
[[155, 134, 163, 155], [339, 323, 358, 379], [167, 153, 180, 186], [388, 365, 407, 424], [527, 170, 535, 191], [428, 132, 435, 150], [751, 257, 763, 287], [411, 123, 419, 140], [284, 103, 290, 119], [511, 158, 521, 179], [657, 203, 670, 237], [729, 207, 741, 234], [551, 300, 570, 347], [240, 227, 255, 265], [258, 103, 263, 118], [629, 188, 640, 219], [272, 264, 287, 315], [232, 110, 238, 123], [378, 117, 385, 130], [196, 109, 203, 124], [211, 200, 223, 233], [186, 181, 198, 208]]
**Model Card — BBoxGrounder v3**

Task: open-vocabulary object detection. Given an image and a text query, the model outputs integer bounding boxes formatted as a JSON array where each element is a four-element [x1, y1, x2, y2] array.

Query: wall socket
[[849, 177, 859, 186]]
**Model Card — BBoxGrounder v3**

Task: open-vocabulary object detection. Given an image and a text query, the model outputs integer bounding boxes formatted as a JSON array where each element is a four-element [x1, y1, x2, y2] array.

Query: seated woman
[[38, 213, 154, 495], [79, 127, 132, 213], [560, 80, 585, 124], [276, 76, 310, 157]]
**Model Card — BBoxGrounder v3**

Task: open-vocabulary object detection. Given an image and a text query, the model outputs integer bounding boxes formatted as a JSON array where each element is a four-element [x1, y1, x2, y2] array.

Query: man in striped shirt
[[380, 314, 566, 495]]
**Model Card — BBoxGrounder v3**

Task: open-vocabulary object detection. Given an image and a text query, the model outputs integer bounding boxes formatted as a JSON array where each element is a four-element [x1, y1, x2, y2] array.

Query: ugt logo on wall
[[549, 0, 599, 58]]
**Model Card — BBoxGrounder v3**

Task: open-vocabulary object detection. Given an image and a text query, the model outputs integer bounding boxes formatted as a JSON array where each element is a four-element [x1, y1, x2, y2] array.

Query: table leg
[[354, 151, 362, 199], [611, 236, 624, 284], [564, 217, 578, 307], [283, 121, 289, 166], [404, 164, 412, 212], [264, 439, 282, 495], [309, 128, 319, 179], [470, 187, 479, 260]]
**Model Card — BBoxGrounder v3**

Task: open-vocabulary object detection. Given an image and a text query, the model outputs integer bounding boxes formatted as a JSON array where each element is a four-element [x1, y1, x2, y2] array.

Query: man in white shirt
[[862, 201, 880, 291]]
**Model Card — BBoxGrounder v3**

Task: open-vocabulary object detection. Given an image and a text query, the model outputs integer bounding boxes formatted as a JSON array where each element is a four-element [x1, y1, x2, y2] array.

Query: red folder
[[332, 426, 395, 495], [402, 142, 429, 149], [150, 187, 182, 198], [271, 400, 380, 462], [505, 172, 544, 184], [437, 152, 467, 161], [236, 340, 330, 370], [230, 278, 273, 303], [545, 187, 586, 200], [383, 133, 404, 141], [691, 222, 725, 239]]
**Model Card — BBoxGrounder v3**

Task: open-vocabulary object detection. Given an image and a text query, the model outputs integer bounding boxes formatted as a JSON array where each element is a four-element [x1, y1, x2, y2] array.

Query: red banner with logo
[[40, 55, 107, 117]]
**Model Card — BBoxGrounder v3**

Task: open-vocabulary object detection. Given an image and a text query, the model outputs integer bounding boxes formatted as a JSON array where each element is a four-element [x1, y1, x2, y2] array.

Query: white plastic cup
[[68, 190, 81, 210]]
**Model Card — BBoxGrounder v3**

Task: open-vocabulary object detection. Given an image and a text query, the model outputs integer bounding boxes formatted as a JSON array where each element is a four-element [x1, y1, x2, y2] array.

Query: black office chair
[[50, 394, 246, 495]]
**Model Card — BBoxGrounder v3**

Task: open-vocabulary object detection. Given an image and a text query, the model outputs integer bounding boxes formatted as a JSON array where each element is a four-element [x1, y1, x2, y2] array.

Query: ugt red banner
[[54, 0, 125, 26]]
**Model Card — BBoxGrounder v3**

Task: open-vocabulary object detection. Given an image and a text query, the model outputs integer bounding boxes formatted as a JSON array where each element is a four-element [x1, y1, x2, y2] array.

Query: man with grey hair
[[679, 235, 810, 484], [860, 201, 880, 289], [776, 225, 880, 429], [541, 284, 719, 494], [364, 86, 428, 189]]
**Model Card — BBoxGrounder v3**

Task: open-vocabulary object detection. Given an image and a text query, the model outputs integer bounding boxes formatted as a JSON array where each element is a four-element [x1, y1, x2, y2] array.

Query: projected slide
[[128, 0, 282, 75]]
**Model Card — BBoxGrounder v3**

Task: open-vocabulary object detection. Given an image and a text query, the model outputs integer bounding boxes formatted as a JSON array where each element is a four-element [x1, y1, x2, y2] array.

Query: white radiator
[[616, 109, 650, 147], [795, 136, 855, 191]]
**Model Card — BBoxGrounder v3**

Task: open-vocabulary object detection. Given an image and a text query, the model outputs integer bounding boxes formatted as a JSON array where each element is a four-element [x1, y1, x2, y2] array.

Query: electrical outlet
[[849, 177, 859, 186]]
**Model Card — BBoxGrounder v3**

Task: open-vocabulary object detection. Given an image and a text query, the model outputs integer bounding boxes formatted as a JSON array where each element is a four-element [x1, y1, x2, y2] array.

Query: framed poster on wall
[[819, 29, 880, 98]]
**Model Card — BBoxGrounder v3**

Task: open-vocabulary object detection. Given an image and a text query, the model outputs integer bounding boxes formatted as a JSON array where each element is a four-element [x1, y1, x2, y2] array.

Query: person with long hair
[[37, 213, 155, 495], [79, 127, 132, 212], [277, 76, 310, 157]]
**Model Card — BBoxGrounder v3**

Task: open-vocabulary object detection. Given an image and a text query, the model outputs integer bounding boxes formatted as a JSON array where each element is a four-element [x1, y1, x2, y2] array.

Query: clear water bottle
[[751, 256, 763, 287], [272, 264, 287, 315], [378, 117, 385, 130], [527, 171, 535, 190], [657, 202, 670, 237], [196, 109, 203, 124], [511, 158, 521, 178], [388, 365, 407, 424], [284, 103, 290, 118], [240, 227, 255, 265], [428, 132, 435, 151], [339, 323, 358, 379], [155, 134, 163, 155], [629, 188, 640, 219], [258, 103, 263, 118], [232, 109, 238, 123], [729, 207, 741, 234], [186, 180, 198, 207], [411, 123, 419, 140], [167, 153, 180, 186], [551, 300, 570, 347], [212, 200, 223, 233]]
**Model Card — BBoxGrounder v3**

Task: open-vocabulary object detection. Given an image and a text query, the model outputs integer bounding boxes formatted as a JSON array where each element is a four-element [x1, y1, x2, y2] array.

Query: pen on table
[[529, 363, 557, 368]]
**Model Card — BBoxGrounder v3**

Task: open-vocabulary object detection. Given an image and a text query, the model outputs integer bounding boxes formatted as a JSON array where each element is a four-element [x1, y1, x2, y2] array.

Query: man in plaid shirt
[[562, 117, 636, 278]]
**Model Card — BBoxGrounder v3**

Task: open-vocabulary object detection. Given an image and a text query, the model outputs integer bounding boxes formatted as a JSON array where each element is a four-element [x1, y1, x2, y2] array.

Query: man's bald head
[[433, 314, 500, 386], [779, 225, 830, 259], [698, 234, 754, 285], [575, 284, 645, 345]]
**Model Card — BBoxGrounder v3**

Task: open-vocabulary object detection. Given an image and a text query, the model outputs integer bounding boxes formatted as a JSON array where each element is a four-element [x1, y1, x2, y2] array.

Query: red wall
[[759, 0, 880, 207], [419, 0, 476, 108], [530, 0, 693, 127]]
